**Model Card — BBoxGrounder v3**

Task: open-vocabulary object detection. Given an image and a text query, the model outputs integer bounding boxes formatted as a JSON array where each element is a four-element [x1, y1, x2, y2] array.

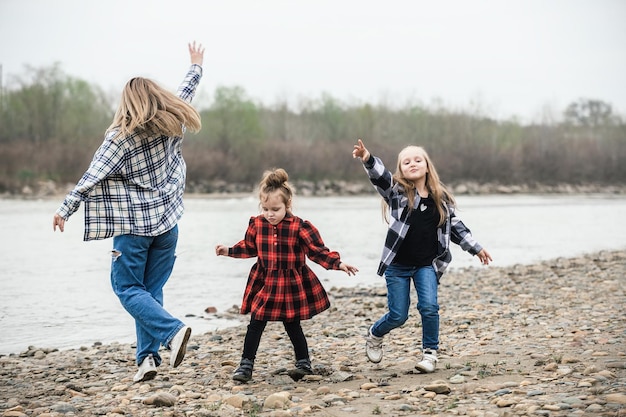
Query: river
[[1, 194, 624, 355]]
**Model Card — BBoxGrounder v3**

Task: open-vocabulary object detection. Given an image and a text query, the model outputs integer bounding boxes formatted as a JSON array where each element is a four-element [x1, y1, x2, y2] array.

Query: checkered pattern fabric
[[361, 155, 484, 280], [56, 64, 203, 241], [228, 214, 343, 321]]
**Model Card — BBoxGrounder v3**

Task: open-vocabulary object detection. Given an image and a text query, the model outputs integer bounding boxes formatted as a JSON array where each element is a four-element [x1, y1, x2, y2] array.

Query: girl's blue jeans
[[371, 264, 439, 350], [110, 225, 185, 366]]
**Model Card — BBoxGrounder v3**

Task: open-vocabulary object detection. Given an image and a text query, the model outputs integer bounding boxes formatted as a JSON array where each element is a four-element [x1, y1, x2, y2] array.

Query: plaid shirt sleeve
[[177, 64, 202, 102], [55, 64, 203, 240], [299, 219, 342, 270], [363, 155, 394, 201], [449, 204, 483, 255], [56, 132, 125, 219], [229, 217, 259, 258]]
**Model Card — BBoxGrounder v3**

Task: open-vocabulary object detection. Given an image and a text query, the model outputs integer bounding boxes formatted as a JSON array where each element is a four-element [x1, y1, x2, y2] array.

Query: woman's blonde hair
[[106, 77, 201, 139], [384, 145, 456, 227], [258, 168, 293, 211]]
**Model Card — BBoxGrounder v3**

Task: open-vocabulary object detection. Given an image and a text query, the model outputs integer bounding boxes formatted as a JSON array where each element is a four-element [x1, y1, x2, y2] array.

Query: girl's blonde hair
[[259, 168, 293, 211], [106, 77, 201, 139], [384, 145, 456, 226]]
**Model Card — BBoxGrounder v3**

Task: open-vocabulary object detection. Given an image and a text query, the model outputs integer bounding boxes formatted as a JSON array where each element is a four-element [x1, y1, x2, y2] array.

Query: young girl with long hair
[[352, 139, 492, 373]]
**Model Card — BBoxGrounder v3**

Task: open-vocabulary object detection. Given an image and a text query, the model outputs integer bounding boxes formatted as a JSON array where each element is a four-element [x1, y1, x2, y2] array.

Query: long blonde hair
[[106, 77, 201, 139], [258, 168, 294, 212], [384, 145, 455, 227]]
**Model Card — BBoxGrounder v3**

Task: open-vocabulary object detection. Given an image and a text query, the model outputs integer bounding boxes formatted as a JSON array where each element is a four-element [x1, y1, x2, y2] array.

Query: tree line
[[0, 64, 624, 195]]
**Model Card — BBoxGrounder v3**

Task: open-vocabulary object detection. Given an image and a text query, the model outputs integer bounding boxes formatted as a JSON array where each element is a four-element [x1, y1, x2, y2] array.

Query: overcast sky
[[1, 0, 625, 122]]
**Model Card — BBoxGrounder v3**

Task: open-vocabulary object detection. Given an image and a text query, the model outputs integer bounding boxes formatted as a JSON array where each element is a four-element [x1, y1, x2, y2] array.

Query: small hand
[[476, 249, 492, 265], [352, 138, 370, 162], [53, 214, 65, 232], [188, 41, 205, 66], [215, 244, 228, 256], [339, 262, 359, 276]]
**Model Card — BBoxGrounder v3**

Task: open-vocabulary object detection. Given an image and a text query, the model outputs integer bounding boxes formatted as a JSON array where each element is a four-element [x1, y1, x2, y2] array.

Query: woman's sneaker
[[415, 349, 438, 373], [365, 326, 383, 363], [287, 358, 313, 381], [169, 325, 191, 368], [133, 354, 157, 383], [233, 358, 254, 383]]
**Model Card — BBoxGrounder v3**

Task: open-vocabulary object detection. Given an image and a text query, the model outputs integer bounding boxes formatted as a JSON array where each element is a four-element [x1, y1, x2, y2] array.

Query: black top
[[392, 195, 438, 267]]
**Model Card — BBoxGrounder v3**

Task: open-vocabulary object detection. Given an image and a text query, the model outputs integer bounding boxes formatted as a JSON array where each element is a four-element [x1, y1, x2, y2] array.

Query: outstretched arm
[[352, 138, 395, 201], [52, 135, 125, 233], [177, 42, 204, 102]]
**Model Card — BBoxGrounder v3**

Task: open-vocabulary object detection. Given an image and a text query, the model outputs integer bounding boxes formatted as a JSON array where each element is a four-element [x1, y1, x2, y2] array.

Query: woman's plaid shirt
[[227, 214, 343, 321], [361, 155, 484, 280], [55, 64, 203, 241]]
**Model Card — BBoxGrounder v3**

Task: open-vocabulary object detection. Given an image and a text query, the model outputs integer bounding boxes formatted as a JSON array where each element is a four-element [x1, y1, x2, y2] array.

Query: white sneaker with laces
[[415, 349, 438, 373], [169, 325, 191, 368], [133, 354, 157, 383], [365, 326, 384, 363]]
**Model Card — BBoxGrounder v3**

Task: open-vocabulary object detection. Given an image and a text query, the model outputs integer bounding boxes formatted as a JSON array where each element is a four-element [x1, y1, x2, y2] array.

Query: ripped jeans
[[110, 225, 185, 366]]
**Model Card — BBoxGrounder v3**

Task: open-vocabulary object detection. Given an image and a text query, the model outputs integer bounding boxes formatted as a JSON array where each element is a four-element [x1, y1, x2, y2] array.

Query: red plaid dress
[[228, 213, 343, 321]]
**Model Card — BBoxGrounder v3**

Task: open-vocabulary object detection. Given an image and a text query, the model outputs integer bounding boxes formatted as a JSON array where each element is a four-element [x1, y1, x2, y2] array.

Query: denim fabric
[[110, 225, 185, 366], [371, 264, 439, 350]]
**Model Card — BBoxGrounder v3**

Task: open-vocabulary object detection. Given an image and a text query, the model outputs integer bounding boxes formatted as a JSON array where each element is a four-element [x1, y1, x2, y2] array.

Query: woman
[[52, 41, 205, 383]]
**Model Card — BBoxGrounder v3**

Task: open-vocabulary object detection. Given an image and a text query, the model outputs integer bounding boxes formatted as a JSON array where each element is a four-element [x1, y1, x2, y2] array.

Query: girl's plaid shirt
[[56, 64, 202, 241], [362, 155, 484, 280]]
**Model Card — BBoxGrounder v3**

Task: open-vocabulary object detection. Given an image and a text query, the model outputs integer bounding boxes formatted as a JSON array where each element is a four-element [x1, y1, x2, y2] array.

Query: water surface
[[1, 194, 624, 355]]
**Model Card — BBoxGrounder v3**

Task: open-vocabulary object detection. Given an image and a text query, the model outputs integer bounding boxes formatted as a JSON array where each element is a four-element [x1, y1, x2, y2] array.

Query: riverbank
[[2, 250, 625, 416], [7, 179, 626, 200]]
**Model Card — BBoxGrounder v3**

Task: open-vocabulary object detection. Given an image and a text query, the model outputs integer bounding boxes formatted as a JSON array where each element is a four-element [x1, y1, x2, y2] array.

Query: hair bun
[[258, 168, 293, 205], [265, 168, 288, 187]]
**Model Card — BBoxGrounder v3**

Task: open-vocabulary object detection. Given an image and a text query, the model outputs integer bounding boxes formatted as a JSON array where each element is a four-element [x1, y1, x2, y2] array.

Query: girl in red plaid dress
[[216, 168, 358, 383]]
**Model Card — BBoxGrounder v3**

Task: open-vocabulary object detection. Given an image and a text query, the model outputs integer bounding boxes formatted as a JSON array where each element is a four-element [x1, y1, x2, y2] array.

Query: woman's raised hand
[[188, 41, 205, 66]]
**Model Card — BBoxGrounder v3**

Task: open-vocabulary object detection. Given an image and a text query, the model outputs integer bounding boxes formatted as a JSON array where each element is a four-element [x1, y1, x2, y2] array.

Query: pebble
[[1, 250, 624, 416]]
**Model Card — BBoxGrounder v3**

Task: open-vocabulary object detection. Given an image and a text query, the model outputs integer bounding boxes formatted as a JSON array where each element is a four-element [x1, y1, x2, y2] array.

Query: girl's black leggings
[[242, 318, 309, 361]]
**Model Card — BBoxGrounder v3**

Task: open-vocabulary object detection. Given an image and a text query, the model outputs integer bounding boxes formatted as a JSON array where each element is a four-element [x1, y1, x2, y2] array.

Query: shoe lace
[[366, 336, 383, 349], [144, 354, 155, 367]]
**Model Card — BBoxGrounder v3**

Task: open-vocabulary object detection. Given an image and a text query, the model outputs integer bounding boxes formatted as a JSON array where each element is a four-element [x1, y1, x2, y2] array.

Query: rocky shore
[[10, 179, 626, 200], [2, 250, 625, 417]]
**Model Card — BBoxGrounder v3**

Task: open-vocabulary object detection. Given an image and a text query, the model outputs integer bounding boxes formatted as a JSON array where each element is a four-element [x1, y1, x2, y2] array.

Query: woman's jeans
[[110, 225, 185, 366], [371, 264, 439, 350]]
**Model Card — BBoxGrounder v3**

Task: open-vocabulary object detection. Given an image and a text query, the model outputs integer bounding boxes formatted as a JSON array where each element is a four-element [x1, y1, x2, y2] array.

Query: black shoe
[[233, 358, 254, 383], [288, 358, 313, 382]]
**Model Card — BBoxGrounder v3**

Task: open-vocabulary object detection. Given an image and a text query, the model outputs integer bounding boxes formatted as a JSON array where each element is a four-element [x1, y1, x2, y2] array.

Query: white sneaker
[[365, 327, 383, 363], [169, 325, 191, 368], [415, 349, 438, 373], [133, 354, 157, 383]]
